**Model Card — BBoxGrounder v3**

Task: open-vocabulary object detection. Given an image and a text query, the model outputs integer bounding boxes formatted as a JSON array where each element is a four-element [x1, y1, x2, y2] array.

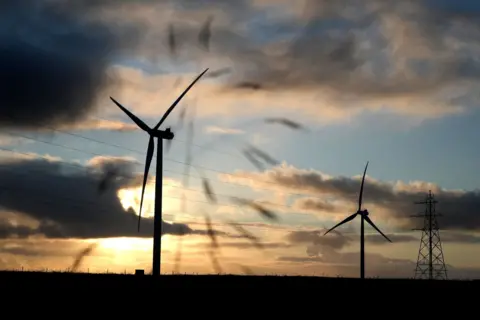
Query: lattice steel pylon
[[411, 190, 448, 280]]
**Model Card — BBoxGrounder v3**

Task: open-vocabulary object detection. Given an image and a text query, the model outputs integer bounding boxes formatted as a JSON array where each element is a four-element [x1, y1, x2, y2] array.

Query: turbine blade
[[110, 97, 151, 132], [358, 161, 369, 212], [173, 236, 183, 274], [208, 250, 223, 274], [204, 213, 220, 250], [364, 216, 392, 242], [238, 264, 254, 275], [179, 103, 195, 215], [97, 168, 118, 194], [165, 137, 172, 153], [165, 103, 189, 154], [176, 105, 188, 132], [227, 221, 264, 251], [204, 212, 223, 274], [198, 15, 213, 51], [138, 136, 155, 232], [242, 149, 265, 171], [231, 197, 279, 221], [172, 76, 182, 89], [70, 243, 97, 272], [153, 69, 209, 130], [247, 144, 279, 166], [321, 223, 342, 237], [202, 178, 217, 203], [264, 117, 307, 131], [205, 67, 231, 79], [324, 213, 358, 236], [168, 23, 176, 56]]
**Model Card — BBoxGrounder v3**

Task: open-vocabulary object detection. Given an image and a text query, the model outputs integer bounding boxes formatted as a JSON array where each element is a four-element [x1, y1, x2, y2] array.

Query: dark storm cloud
[[0, 0, 148, 130], [0, 155, 210, 239], [0, 0, 264, 131]]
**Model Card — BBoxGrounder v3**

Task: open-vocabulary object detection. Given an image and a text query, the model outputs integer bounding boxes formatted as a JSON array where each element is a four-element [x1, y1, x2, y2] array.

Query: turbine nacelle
[[152, 127, 174, 140], [359, 209, 369, 216]]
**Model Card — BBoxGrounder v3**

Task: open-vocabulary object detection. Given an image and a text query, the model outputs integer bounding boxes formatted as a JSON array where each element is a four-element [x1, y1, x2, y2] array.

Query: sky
[[1, 0, 480, 279]]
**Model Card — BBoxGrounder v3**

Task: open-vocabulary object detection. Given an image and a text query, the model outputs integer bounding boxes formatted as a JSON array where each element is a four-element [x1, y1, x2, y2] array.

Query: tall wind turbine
[[109, 68, 209, 277], [323, 161, 392, 279]]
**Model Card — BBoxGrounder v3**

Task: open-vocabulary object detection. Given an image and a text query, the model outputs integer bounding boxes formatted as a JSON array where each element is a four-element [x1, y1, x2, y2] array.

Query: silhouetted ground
[[1, 270, 478, 290]]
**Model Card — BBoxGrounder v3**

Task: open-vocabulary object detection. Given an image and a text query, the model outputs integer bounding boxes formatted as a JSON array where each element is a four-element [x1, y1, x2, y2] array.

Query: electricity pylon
[[412, 190, 448, 280]]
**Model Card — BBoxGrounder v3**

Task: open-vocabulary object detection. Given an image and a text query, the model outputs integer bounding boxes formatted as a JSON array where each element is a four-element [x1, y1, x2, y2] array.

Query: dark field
[[1, 271, 478, 290]]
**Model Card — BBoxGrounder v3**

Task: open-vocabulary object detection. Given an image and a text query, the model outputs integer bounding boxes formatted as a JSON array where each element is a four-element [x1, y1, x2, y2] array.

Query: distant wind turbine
[[109, 68, 209, 277], [323, 161, 392, 279], [198, 15, 213, 51]]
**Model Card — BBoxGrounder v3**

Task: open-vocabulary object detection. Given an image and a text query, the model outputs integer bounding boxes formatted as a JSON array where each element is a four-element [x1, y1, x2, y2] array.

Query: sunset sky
[[1, 0, 480, 279]]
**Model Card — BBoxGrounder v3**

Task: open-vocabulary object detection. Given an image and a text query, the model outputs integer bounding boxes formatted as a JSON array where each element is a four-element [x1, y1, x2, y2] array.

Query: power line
[[1, 132, 355, 204], [0, 155, 297, 212], [2, 130, 424, 210], [7, 116, 245, 160]]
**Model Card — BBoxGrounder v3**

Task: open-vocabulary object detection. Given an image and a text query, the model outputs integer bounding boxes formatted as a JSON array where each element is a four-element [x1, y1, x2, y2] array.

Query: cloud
[[50, 0, 480, 125], [3, 0, 480, 132], [222, 163, 480, 231], [205, 126, 245, 135], [0, 135, 32, 147], [283, 227, 480, 278], [282, 226, 418, 278], [364, 233, 417, 245], [0, 0, 147, 130], [57, 119, 138, 132], [0, 0, 234, 131], [189, 241, 290, 250], [366, 231, 480, 245], [216, 1, 480, 108], [0, 154, 213, 239], [287, 229, 352, 256]]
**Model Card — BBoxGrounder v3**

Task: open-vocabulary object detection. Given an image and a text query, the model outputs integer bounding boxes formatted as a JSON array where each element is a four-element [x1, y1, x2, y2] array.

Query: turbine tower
[[324, 162, 392, 279], [110, 68, 209, 277]]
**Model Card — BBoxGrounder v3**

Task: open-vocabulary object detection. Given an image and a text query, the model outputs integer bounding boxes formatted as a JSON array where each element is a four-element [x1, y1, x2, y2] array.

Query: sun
[[97, 236, 174, 256], [99, 237, 148, 252]]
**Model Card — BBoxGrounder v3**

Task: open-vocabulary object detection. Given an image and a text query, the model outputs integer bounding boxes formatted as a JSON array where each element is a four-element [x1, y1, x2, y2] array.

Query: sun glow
[[97, 236, 174, 256], [99, 237, 150, 252], [117, 178, 182, 218]]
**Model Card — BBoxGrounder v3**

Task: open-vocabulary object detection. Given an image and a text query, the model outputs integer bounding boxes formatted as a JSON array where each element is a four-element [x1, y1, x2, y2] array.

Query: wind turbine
[[323, 161, 392, 279], [109, 68, 209, 277]]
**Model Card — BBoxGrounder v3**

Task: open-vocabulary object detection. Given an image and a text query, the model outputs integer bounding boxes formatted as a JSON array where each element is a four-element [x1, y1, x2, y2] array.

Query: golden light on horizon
[[99, 237, 149, 252], [96, 236, 174, 264]]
